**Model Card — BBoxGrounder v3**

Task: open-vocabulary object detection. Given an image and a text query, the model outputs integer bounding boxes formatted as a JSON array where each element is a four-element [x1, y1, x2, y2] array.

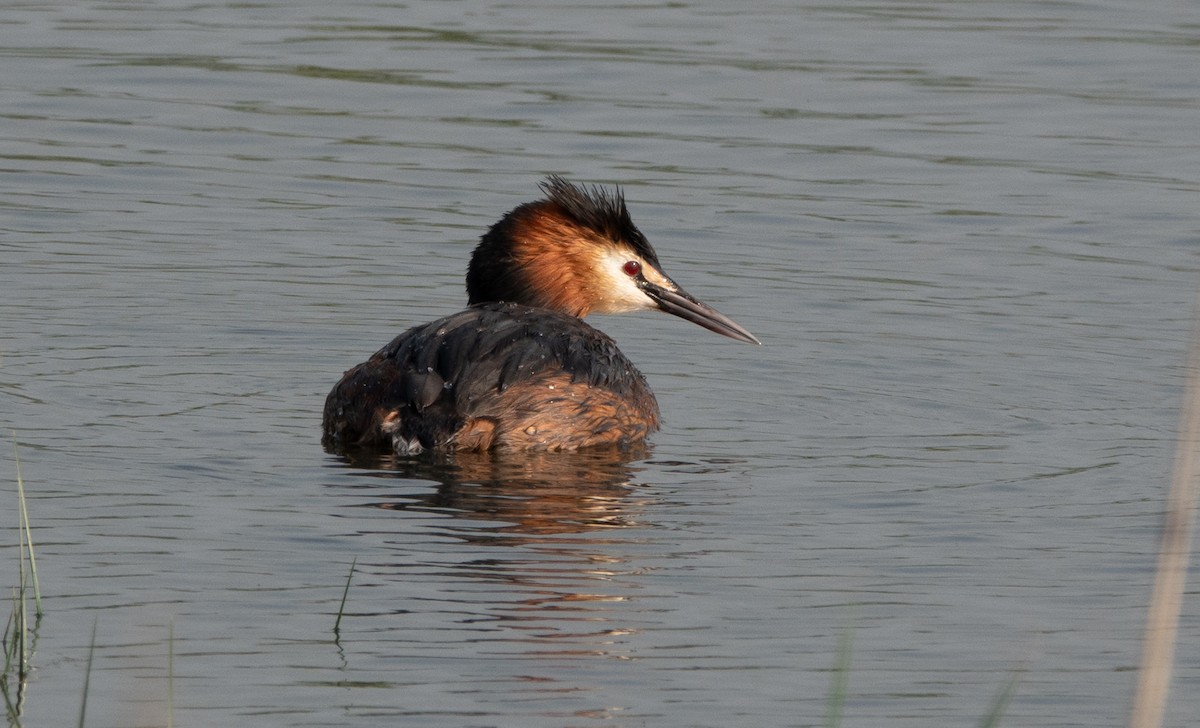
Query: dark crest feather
[[540, 176, 659, 265]]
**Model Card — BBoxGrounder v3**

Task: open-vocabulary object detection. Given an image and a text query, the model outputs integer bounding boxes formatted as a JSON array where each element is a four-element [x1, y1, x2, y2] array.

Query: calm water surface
[[3, 2, 1199, 726]]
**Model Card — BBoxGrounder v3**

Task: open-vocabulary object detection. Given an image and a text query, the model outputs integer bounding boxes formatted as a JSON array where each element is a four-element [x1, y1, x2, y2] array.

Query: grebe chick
[[322, 176, 759, 455]]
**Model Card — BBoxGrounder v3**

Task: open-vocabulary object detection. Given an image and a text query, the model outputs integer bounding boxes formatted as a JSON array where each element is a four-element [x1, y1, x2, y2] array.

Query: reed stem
[[1128, 306, 1200, 728]]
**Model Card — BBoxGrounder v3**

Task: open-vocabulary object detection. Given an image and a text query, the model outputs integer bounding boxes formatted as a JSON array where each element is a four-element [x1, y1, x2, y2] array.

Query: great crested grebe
[[322, 176, 759, 455]]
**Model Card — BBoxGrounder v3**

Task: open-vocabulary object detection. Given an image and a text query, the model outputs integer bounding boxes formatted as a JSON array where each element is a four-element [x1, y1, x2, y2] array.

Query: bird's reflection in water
[[326, 445, 658, 665], [330, 443, 654, 542]]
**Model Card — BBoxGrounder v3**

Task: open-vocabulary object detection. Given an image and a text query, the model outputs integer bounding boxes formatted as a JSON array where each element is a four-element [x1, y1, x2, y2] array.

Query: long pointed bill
[[642, 282, 761, 345]]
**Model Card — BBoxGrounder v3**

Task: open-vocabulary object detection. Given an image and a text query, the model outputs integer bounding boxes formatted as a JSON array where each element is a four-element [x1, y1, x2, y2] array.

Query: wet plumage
[[322, 177, 758, 455]]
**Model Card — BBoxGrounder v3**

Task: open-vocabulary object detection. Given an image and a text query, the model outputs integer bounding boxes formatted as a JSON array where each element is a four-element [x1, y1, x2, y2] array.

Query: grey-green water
[[3, 2, 1198, 726]]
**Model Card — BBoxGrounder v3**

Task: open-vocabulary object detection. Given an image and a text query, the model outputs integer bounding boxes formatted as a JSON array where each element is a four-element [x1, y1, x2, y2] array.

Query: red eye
[[623, 260, 641, 277]]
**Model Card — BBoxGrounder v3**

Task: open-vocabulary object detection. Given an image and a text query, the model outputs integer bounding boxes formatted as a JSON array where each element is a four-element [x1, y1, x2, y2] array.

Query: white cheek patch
[[596, 249, 659, 312]]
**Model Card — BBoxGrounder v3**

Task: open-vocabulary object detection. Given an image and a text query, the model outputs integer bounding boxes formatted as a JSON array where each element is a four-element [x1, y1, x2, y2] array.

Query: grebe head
[[466, 176, 760, 345]]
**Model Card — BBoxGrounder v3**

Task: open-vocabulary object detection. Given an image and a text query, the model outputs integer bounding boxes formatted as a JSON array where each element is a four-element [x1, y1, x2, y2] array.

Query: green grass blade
[[334, 556, 357, 636], [826, 619, 855, 728], [14, 551, 27, 683], [3, 588, 16, 673], [13, 438, 42, 618], [978, 667, 1023, 728], [78, 618, 97, 728]]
